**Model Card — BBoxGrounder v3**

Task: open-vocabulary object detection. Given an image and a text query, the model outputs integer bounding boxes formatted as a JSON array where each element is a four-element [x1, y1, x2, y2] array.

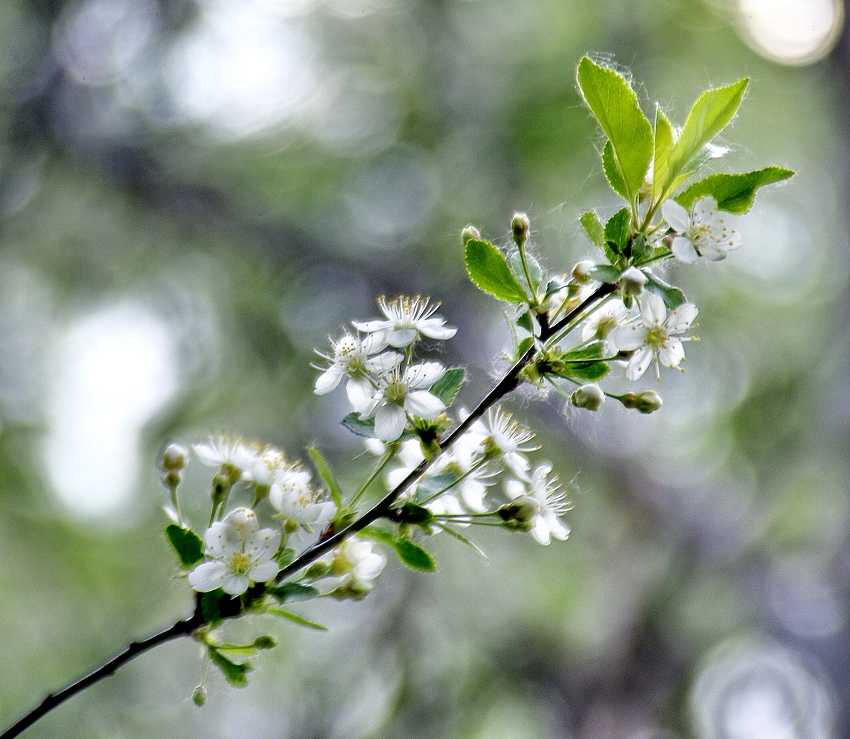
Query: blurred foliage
[[0, 0, 847, 737]]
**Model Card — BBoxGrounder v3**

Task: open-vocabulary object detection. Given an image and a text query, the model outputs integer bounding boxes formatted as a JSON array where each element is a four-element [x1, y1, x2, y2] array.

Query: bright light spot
[[167, 0, 321, 138], [44, 303, 179, 519], [737, 0, 844, 65]]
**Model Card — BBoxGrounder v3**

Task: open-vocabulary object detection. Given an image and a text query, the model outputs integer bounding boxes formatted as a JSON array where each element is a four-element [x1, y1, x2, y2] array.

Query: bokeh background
[[0, 0, 847, 737]]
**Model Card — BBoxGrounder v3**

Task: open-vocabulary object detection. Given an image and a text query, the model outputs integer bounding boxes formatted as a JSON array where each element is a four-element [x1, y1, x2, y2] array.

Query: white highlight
[[44, 303, 179, 519], [737, 0, 843, 65]]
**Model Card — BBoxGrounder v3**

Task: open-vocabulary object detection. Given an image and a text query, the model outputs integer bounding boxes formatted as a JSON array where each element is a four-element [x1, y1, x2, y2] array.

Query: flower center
[[645, 326, 669, 350], [384, 379, 407, 402], [229, 551, 252, 575]]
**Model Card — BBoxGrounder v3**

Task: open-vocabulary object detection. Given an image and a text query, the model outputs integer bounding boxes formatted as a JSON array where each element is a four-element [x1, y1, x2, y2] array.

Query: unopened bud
[[498, 496, 542, 528], [511, 212, 530, 245], [622, 390, 663, 414], [571, 383, 605, 411], [332, 579, 373, 601], [571, 260, 595, 285], [619, 266, 647, 297], [192, 685, 207, 707], [461, 225, 481, 245], [253, 635, 277, 650], [162, 443, 188, 471], [305, 561, 331, 580]]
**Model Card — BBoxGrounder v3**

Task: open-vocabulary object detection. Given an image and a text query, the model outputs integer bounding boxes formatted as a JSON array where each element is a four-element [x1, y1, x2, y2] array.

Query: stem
[[0, 596, 206, 739], [349, 446, 396, 508]]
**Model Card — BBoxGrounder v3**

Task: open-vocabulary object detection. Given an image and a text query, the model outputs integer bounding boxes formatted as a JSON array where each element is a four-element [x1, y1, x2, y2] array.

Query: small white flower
[[269, 465, 336, 528], [619, 266, 647, 297], [477, 406, 537, 482], [505, 463, 571, 545], [189, 507, 281, 595], [662, 195, 741, 263], [314, 332, 402, 412], [193, 437, 258, 480], [331, 537, 386, 582], [353, 296, 456, 348], [245, 445, 287, 487], [362, 362, 447, 441], [581, 299, 629, 353], [613, 292, 698, 381]]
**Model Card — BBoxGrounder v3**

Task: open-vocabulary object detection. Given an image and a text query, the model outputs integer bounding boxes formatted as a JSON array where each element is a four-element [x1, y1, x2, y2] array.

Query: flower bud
[[305, 561, 331, 580], [332, 579, 374, 601], [192, 685, 207, 707], [619, 266, 647, 297], [511, 212, 530, 246], [461, 225, 481, 245], [571, 259, 595, 285], [622, 390, 663, 414], [162, 443, 188, 471], [498, 496, 542, 529], [571, 383, 605, 411]]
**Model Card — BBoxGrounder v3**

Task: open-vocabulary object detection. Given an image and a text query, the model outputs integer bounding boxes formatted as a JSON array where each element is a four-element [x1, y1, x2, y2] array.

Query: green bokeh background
[[0, 0, 847, 737]]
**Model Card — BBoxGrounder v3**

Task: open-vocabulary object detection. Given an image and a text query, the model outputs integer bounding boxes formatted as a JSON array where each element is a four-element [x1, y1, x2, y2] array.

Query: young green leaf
[[215, 643, 259, 658], [209, 648, 252, 687], [464, 238, 530, 303], [576, 57, 653, 205], [516, 310, 534, 334], [307, 446, 343, 508], [579, 210, 605, 247], [652, 105, 676, 205], [510, 250, 543, 292], [268, 607, 329, 631], [675, 167, 794, 214], [589, 264, 622, 284], [430, 367, 465, 406], [601, 141, 628, 200], [668, 79, 749, 189], [644, 271, 687, 309], [561, 361, 610, 383], [341, 412, 377, 438], [394, 538, 437, 572], [604, 207, 631, 258], [164, 524, 204, 568], [562, 342, 607, 361], [268, 582, 320, 603]]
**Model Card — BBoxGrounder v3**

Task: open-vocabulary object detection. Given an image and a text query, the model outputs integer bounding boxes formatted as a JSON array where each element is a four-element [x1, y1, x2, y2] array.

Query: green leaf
[[464, 239, 530, 303], [562, 342, 607, 362], [164, 524, 204, 568], [601, 141, 628, 199], [630, 233, 648, 261], [516, 336, 534, 357], [215, 642, 259, 658], [579, 211, 605, 247], [589, 264, 621, 284], [209, 648, 251, 687], [668, 79, 749, 189], [644, 271, 687, 308], [268, 582, 320, 603], [652, 105, 676, 205], [675, 167, 794, 214], [341, 412, 376, 438], [275, 547, 296, 567], [510, 250, 543, 292], [604, 207, 630, 259], [307, 446, 343, 507], [360, 526, 395, 546], [268, 607, 328, 631], [430, 367, 465, 406], [516, 310, 534, 334], [201, 590, 226, 626], [394, 538, 437, 572], [577, 57, 653, 204], [562, 361, 610, 383]]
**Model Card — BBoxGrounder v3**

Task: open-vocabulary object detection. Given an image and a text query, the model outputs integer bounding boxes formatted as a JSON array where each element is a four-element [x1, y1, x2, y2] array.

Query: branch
[[0, 597, 206, 739]]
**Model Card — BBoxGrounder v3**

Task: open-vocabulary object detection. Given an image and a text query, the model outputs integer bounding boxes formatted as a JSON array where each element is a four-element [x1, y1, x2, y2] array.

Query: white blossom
[[662, 195, 741, 263], [331, 537, 386, 583], [613, 292, 698, 381], [353, 296, 456, 348], [477, 406, 537, 482], [581, 298, 629, 353], [362, 362, 447, 441], [269, 465, 336, 528], [314, 332, 401, 412], [193, 437, 258, 480], [505, 463, 570, 545], [189, 507, 281, 595]]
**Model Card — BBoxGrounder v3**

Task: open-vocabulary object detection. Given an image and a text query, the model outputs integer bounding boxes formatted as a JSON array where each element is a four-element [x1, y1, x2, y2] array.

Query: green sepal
[[209, 647, 252, 687], [215, 642, 259, 658], [464, 238, 530, 304], [666, 79, 749, 194], [430, 367, 465, 406], [579, 210, 605, 247], [516, 336, 534, 357], [268, 582, 320, 603], [675, 167, 794, 214], [267, 607, 328, 631], [604, 208, 630, 260], [510, 250, 543, 293], [307, 446, 343, 508], [164, 524, 204, 568], [644, 271, 687, 309], [589, 264, 621, 284], [577, 57, 653, 205], [652, 105, 676, 205]]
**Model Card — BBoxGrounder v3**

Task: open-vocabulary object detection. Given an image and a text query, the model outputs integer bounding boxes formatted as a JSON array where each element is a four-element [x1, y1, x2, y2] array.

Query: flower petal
[[658, 340, 685, 369], [345, 376, 375, 412], [666, 303, 698, 334], [189, 561, 229, 592], [638, 293, 667, 327], [671, 236, 699, 264], [221, 573, 250, 595], [661, 199, 690, 233], [314, 365, 345, 395], [375, 402, 407, 441], [249, 559, 280, 583], [404, 390, 446, 419], [626, 346, 654, 381]]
